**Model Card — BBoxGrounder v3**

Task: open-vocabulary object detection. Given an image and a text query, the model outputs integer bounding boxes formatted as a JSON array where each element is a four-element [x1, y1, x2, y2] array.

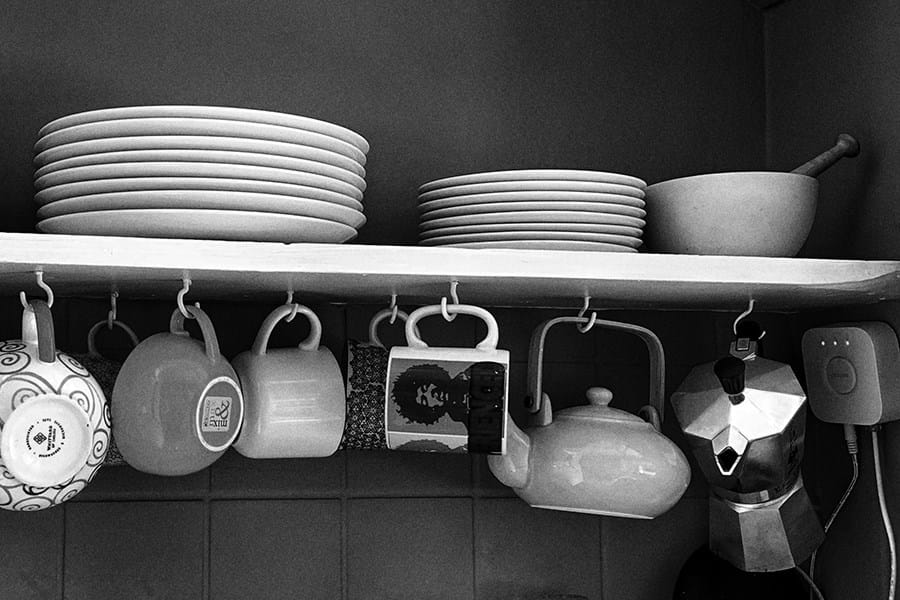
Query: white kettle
[[487, 316, 690, 518]]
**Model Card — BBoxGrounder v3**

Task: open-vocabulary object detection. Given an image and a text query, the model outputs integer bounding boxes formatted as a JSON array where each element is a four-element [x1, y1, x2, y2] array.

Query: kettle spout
[[487, 412, 531, 489]]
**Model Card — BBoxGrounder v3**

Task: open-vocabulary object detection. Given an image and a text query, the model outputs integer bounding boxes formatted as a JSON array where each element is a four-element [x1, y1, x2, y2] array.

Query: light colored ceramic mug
[[0, 300, 109, 510], [233, 304, 345, 459], [112, 305, 244, 475], [385, 303, 509, 453]]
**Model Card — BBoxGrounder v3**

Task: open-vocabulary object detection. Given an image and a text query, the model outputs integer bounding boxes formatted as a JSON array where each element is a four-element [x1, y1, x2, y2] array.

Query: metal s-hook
[[284, 290, 299, 322], [388, 293, 399, 324], [732, 298, 755, 336], [19, 269, 54, 309], [576, 295, 597, 333], [177, 276, 199, 319], [107, 290, 119, 330], [732, 298, 766, 342], [441, 280, 460, 322]]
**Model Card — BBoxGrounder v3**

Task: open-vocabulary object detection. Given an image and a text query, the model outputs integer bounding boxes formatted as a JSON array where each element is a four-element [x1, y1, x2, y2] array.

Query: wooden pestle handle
[[791, 133, 860, 178]]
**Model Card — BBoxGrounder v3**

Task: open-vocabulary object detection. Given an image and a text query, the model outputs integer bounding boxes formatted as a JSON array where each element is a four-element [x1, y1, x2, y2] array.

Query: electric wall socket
[[801, 322, 900, 425]]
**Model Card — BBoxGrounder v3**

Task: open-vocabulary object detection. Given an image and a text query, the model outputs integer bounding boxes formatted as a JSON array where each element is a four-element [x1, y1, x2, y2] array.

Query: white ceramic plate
[[39, 105, 369, 154], [35, 118, 367, 165], [439, 240, 638, 252], [418, 191, 645, 213], [418, 221, 643, 239], [419, 169, 646, 193], [37, 209, 358, 243], [35, 162, 363, 201], [419, 210, 646, 231], [420, 201, 647, 221], [33, 136, 366, 177], [418, 179, 644, 202], [35, 177, 363, 210], [420, 231, 642, 247], [34, 149, 366, 190], [36, 190, 366, 229]]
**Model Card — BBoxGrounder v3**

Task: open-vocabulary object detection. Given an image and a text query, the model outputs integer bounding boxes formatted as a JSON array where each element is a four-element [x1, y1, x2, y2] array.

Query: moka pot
[[670, 323, 824, 572]]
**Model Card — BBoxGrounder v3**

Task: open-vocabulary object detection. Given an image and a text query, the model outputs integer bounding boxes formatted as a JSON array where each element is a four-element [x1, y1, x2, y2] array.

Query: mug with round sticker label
[[196, 376, 243, 452], [112, 305, 244, 476]]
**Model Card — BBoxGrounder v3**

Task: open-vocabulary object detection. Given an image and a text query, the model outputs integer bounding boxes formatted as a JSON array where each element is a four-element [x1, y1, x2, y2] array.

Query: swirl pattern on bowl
[[0, 347, 109, 511]]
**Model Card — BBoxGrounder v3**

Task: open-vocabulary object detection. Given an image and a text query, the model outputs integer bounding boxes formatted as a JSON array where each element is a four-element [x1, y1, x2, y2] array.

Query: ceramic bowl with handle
[[0, 300, 109, 511]]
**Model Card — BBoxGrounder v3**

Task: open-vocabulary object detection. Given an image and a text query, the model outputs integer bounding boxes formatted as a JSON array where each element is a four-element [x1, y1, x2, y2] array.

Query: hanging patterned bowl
[[0, 300, 109, 511]]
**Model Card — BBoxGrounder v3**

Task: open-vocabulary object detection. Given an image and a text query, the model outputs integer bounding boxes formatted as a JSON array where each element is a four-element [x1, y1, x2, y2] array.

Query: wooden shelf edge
[[1, 233, 898, 310]]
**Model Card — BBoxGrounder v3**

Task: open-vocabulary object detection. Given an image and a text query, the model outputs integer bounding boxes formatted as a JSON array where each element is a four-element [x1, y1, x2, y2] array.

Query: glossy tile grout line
[[59, 299, 70, 600], [470, 456, 479, 600], [59, 503, 67, 600], [203, 468, 212, 600], [341, 450, 349, 600], [339, 307, 349, 600], [597, 515, 604, 600]]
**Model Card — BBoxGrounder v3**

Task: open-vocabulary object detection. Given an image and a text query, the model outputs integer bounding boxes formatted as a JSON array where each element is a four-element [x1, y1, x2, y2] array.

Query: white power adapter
[[803, 321, 900, 600], [801, 322, 900, 425]]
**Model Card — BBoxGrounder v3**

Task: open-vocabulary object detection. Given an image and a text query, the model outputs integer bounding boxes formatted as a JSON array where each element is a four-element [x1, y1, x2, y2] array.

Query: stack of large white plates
[[418, 169, 647, 251], [32, 106, 369, 243]]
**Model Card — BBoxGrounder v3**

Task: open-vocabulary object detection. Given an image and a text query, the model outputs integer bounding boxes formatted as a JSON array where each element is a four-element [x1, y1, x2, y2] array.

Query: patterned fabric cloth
[[340, 339, 388, 450], [71, 353, 127, 466]]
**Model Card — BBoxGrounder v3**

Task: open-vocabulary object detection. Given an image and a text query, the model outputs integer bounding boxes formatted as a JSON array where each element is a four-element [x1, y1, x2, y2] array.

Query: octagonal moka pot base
[[708, 477, 824, 572]]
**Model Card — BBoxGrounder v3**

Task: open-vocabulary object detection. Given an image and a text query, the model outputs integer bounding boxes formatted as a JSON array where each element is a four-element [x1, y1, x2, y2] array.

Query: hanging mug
[[112, 305, 244, 476], [342, 308, 414, 451], [0, 300, 110, 511], [232, 304, 345, 459], [73, 318, 141, 467], [385, 304, 508, 453]]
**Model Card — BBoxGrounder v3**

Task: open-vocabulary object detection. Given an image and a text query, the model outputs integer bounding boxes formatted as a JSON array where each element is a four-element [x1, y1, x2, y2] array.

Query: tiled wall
[[0, 298, 803, 600]]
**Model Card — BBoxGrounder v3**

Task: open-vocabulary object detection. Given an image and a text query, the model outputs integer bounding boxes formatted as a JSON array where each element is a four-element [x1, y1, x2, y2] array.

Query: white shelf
[[2, 233, 899, 311]]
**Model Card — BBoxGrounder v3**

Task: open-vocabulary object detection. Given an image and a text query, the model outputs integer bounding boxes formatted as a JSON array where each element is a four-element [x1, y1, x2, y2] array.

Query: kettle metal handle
[[526, 315, 667, 425]]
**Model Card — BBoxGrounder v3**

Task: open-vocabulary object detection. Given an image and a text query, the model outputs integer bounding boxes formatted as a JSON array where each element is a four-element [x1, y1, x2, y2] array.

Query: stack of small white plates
[[418, 169, 647, 251], [32, 106, 369, 243]]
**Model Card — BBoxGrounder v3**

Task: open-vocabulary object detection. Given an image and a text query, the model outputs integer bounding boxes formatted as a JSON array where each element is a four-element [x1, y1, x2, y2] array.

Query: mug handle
[[169, 305, 222, 362], [251, 304, 322, 355], [86, 319, 140, 357], [21, 300, 56, 364], [404, 304, 499, 352], [368, 308, 417, 349]]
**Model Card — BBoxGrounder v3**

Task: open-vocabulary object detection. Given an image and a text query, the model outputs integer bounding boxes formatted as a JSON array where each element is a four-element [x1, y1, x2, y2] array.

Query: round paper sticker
[[194, 377, 244, 452], [0, 394, 92, 487]]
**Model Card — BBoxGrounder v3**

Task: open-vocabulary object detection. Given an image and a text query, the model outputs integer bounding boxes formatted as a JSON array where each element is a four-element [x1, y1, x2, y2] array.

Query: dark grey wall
[[0, 1, 769, 599], [0, 0, 764, 244], [766, 0, 899, 259], [767, 2, 900, 598]]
